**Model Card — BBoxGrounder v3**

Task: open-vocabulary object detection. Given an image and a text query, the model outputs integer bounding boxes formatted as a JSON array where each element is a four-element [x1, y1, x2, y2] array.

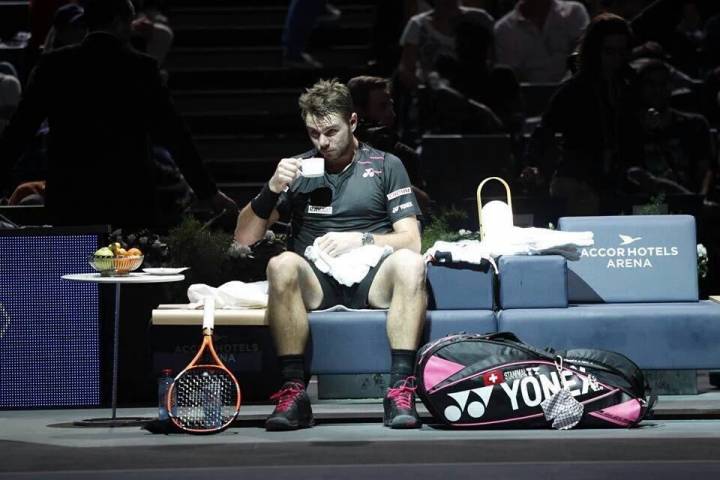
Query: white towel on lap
[[305, 240, 394, 287]]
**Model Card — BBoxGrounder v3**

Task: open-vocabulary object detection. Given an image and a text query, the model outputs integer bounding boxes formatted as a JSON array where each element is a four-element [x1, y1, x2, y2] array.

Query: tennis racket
[[167, 296, 241, 434]]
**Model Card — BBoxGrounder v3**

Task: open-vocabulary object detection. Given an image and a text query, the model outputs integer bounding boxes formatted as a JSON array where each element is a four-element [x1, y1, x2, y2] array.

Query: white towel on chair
[[305, 241, 394, 287]]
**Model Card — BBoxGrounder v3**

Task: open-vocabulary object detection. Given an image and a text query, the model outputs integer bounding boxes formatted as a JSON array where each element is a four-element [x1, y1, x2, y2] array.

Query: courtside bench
[[497, 215, 720, 393], [151, 215, 720, 397]]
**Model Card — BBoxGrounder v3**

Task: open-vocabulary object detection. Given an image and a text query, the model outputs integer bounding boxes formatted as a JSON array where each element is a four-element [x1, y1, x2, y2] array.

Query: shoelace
[[270, 382, 304, 413], [387, 376, 417, 410]]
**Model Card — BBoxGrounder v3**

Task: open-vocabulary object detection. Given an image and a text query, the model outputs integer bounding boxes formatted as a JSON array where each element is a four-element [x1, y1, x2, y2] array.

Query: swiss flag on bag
[[483, 369, 505, 385]]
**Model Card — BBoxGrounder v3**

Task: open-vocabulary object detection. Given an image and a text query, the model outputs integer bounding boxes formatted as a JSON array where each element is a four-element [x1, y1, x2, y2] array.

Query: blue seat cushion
[[497, 301, 720, 369], [498, 255, 567, 309], [426, 263, 495, 310], [307, 310, 497, 374], [558, 215, 698, 302]]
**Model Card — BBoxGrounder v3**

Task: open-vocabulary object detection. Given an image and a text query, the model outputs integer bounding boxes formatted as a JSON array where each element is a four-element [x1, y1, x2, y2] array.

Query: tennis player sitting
[[234, 79, 427, 430]]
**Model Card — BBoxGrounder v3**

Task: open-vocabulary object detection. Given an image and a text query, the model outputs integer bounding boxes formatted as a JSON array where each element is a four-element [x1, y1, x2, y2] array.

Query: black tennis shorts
[[308, 255, 389, 310]]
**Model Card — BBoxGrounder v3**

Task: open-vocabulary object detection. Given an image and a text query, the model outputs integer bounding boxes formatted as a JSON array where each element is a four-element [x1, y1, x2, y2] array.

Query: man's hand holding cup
[[268, 157, 325, 193], [269, 158, 302, 193]]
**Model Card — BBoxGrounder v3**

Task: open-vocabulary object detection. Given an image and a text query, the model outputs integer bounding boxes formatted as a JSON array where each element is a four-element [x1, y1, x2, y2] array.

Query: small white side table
[[62, 272, 184, 426]]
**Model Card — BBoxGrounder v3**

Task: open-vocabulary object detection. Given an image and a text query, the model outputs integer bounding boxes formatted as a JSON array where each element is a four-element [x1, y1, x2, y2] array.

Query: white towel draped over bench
[[187, 281, 269, 309], [425, 227, 594, 273]]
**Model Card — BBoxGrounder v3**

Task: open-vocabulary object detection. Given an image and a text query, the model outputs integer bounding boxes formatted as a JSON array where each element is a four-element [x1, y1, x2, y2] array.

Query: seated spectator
[[0, 0, 236, 228], [347, 75, 431, 213], [494, 0, 590, 83], [397, 0, 494, 89], [430, 17, 523, 133], [29, 0, 74, 50], [42, 2, 87, 51], [525, 13, 635, 215], [620, 59, 715, 196], [600, 0, 649, 20], [0, 63, 21, 136], [9, 180, 46, 205], [422, 73, 503, 135], [281, 0, 327, 69], [631, 0, 719, 79], [130, 0, 174, 65]]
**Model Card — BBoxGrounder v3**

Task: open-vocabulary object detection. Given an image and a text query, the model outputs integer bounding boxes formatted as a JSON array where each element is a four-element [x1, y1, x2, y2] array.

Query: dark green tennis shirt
[[276, 143, 421, 255]]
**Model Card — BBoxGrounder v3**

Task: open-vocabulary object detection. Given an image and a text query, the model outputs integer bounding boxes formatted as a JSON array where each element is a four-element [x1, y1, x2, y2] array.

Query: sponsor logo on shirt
[[362, 168, 383, 178], [392, 201, 414, 214], [307, 205, 333, 215], [387, 187, 412, 201]]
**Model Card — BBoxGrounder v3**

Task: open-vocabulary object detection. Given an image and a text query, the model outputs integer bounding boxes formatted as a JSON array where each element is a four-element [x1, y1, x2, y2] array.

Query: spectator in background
[[29, 0, 73, 50], [599, 0, 649, 19], [43, 2, 86, 51], [0, 61, 46, 207], [431, 17, 523, 133], [0, 63, 21, 136], [397, 0, 494, 89], [621, 59, 714, 196], [494, 0, 590, 83], [130, 0, 174, 66], [525, 13, 634, 214], [348, 75, 431, 213], [0, 0, 236, 228], [369, 1, 414, 75], [281, 0, 338, 69]]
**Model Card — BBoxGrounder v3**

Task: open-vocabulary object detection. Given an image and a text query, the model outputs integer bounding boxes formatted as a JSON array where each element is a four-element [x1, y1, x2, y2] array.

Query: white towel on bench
[[425, 227, 594, 272], [187, 281, 268, 309]]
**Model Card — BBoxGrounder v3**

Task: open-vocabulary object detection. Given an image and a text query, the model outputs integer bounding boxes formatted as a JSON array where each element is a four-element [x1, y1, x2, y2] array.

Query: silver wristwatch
[[361, 232, 375, 246]]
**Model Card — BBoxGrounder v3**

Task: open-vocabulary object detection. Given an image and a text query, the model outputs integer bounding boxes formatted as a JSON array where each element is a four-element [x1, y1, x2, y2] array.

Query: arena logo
[[174, 343, 260, 364], [579, 233, 679, 270]]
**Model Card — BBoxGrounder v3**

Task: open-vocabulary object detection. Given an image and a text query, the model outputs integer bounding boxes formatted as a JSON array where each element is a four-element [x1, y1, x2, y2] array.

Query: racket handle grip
[[203, 296, 215, 333]]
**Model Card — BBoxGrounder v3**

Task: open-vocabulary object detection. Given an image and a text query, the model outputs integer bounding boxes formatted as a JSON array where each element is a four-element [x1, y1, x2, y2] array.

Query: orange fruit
[[116, 248, 128, 257], [127, 248, 142, 257]]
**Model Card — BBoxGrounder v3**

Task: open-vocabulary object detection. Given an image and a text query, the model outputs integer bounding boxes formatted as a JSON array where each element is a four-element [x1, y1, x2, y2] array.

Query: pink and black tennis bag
[[416, 332, 655, 428]]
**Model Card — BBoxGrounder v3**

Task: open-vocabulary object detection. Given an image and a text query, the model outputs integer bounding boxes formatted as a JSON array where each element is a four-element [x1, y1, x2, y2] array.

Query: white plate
[[143, 267, 189, 275]]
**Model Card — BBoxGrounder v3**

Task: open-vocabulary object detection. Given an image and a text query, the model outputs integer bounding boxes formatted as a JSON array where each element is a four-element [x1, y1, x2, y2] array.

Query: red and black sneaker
[[383, 376, 422, 429], [265, 381, 314, 431]]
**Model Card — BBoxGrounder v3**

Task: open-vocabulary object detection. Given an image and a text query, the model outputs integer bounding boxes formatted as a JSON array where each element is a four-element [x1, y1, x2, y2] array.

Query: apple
[[94, 247, 113, 257]]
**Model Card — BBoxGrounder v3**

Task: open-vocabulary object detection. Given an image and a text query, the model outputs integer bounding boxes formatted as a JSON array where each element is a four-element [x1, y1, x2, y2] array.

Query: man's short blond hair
[[298, 78, 354, 121]]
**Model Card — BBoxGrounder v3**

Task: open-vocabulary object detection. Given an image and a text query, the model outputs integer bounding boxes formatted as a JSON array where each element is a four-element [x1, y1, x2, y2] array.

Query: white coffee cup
[[299, 157, 324, 178]]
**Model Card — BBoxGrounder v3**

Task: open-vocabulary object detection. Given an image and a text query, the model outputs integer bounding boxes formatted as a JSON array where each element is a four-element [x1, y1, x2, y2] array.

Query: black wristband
[[250, 183, 280, 219]]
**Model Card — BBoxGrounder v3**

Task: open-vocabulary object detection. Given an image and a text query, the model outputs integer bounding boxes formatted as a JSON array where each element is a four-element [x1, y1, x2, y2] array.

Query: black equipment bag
[[416, 332, 655, 428]]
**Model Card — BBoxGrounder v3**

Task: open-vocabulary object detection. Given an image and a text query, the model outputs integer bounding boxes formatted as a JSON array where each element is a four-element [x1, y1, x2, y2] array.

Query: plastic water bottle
[[158, 369, 174, 420]]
